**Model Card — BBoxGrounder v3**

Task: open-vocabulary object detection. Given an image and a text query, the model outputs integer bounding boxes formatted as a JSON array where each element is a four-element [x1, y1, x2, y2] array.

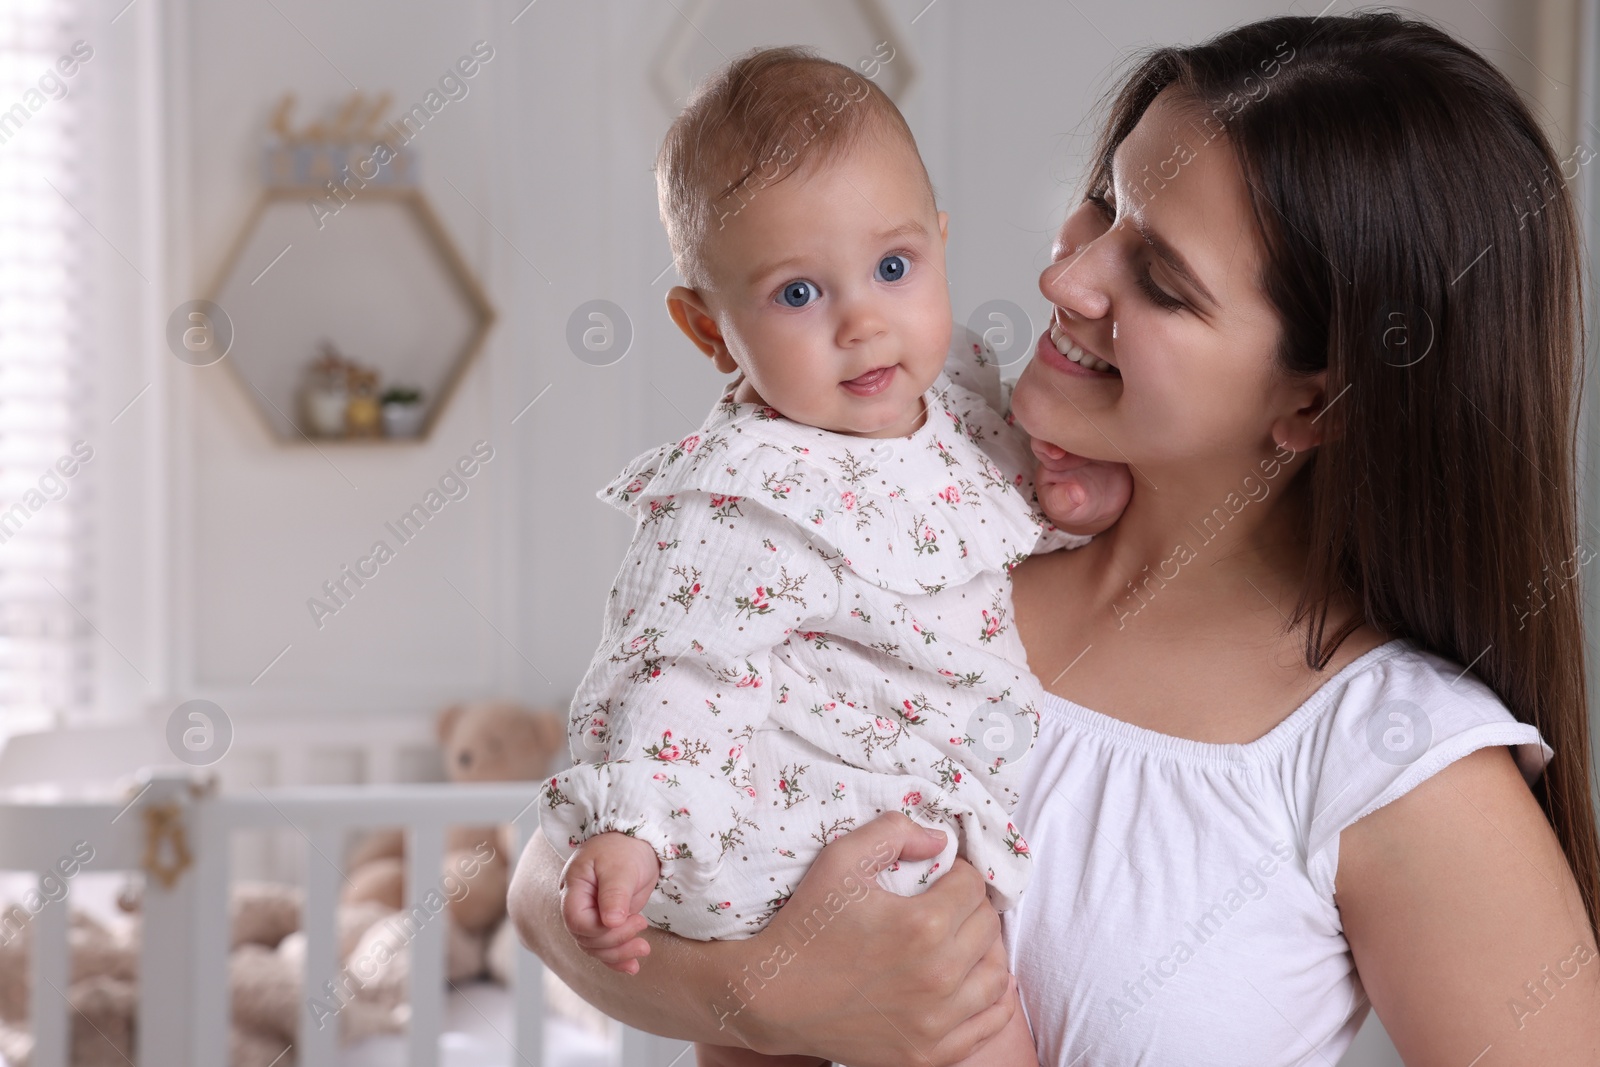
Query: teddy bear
[[0, 901, 139, 1067], [227, 882, 411, 1067], [23, 879, 334, 1067], [0, 880, 406, 1067], [0, 878, 597, 1067], [341, 701, 566, 936]]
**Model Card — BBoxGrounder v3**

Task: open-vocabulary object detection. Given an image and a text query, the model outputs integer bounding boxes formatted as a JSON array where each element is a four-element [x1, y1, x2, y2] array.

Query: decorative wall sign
[[650, 0, 916, 111]]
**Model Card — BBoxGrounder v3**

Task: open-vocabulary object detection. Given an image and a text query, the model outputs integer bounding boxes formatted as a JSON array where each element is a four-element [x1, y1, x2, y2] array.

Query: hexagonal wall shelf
[[651, 0, 917, 111], [207, 186, 493, 443]]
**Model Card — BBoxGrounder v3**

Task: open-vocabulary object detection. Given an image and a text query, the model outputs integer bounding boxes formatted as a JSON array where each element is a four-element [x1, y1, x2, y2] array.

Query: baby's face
[[699, 135, 952, 439]]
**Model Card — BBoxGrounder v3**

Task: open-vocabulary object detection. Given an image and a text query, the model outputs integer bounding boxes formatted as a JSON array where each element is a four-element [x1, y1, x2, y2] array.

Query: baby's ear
[[937, 210, 949, 245], [666, 286, 737, 373]]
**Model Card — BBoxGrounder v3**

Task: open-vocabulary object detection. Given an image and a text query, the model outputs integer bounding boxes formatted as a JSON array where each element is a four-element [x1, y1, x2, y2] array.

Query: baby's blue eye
[[778, 280, 816, 308], [876, 254, 908, 283]]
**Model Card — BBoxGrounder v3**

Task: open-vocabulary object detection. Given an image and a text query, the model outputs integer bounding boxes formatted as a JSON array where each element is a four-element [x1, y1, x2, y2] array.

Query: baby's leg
[[693, 1043, 827, 1067], [942, 982, 1038, 1067]]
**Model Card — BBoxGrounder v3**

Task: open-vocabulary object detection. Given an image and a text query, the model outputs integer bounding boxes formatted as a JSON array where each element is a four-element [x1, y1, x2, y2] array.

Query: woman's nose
[[1039, 240, 1112, 321]]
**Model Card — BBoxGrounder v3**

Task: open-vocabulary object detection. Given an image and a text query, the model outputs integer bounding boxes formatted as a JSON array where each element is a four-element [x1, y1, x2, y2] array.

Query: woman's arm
[[509, 813, 1022, 1066], [1338, 746, 1600, 1064]]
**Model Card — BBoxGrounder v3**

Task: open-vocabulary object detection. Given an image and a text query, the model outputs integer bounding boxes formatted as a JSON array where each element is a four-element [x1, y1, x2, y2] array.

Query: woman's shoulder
[[1303, 634, 1548, 771], [1296, 634, 1553, 899]]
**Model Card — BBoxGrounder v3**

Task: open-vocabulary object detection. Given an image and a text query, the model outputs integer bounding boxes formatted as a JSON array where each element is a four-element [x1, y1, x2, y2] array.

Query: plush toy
[[341, 701, 565, 934], [215, 881, 494, 1067], [227, 883, 405, 1067], [0, 880, 398, 1067], [0, 903, 139, 1067], [0, 868, 595, 1067]]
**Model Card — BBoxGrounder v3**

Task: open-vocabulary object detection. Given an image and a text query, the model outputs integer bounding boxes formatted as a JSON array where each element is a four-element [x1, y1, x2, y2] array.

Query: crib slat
[[301, 825, 343, 1067], [190, 801, 232, 1067], [406, 824, 445, 1067], [30, 879, 69, 1067], [139, 776, 200, 1067]]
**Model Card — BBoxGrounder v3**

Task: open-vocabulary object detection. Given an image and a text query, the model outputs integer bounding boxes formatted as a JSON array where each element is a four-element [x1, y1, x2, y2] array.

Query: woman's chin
[[1010, 367, 1104, 453]]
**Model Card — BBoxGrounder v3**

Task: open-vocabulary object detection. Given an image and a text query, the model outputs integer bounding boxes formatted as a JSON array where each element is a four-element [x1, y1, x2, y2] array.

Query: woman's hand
[[737, 813, 1020, 1065], [509, 812, 1020, 1065], [1030, 437, 1133, 536]]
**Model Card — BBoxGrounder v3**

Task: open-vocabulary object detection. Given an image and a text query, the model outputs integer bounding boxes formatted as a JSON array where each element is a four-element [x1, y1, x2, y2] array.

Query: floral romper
[[538, 325, 1087, 939]]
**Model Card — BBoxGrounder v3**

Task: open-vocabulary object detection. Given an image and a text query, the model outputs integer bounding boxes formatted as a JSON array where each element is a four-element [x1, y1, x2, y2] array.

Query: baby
[[538, 46, 1126, 1066]]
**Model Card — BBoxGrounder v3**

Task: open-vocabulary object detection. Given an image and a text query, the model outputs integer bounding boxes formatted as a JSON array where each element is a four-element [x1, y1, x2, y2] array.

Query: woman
[[510, 13, 1600, 1065]]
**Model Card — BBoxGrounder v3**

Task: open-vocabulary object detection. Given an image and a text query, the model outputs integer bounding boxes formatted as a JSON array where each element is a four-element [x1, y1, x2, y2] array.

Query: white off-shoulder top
[[1003, 638, 1552, 1065]]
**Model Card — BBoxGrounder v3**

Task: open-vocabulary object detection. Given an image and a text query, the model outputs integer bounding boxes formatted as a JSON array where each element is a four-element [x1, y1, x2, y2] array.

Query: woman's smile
[[1033, 326, 1121, 380], [1049, 318, 1119, 374]]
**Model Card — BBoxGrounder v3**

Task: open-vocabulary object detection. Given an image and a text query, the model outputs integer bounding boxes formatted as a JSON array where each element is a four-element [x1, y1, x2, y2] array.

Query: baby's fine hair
[[655, 45, 934, 290]]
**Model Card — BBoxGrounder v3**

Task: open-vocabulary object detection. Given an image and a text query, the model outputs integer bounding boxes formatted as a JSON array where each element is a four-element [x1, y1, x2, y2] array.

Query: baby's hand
[[1030, 437, 1134, 537], [558, 831, 662, 974]]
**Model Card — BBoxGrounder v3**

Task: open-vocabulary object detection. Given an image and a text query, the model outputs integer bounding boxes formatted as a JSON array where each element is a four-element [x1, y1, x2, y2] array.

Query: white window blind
[[0, 0, 91, 739]]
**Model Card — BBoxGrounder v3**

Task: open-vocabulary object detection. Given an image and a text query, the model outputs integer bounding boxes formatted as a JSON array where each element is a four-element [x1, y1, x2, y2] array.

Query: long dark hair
[[1089, 12, 1600, 934]]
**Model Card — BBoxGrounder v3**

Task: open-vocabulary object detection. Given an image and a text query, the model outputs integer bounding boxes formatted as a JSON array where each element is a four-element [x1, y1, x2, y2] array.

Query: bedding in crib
[[0, 870, 615, 1067]]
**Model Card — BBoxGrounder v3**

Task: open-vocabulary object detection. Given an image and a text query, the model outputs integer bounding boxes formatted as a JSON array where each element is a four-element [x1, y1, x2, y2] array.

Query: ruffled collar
[[599, 371, 1044, 594]]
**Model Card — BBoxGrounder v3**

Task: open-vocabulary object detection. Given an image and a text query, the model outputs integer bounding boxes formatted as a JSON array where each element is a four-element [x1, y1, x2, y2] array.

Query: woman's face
[[1011, 90, 1306, 473]]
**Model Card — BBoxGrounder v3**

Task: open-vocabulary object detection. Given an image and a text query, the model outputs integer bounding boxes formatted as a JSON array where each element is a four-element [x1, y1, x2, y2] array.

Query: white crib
[[0, 753, 688, 1067]]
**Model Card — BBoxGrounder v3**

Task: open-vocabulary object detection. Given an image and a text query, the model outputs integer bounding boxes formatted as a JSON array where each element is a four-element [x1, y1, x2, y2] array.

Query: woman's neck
[[1016, 450, 1391, 742], [1076, 452, 1314, 627]]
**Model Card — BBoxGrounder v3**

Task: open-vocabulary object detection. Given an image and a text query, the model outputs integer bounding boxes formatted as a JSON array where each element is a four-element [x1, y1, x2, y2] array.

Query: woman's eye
[[1087, 192, 1116, 220], [778, 280, 817, 308], [875, 254, 908, 283], [1137, 267, 1185, 311]]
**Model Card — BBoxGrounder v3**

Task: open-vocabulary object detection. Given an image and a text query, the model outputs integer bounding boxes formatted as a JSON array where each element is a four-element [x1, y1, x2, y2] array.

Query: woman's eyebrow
[[1133, 217, 1218, 307]]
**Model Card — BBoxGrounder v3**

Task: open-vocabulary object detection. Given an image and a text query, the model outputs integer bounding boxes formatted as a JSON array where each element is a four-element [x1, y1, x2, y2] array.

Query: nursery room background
[[0, 0, 1596, 1065]]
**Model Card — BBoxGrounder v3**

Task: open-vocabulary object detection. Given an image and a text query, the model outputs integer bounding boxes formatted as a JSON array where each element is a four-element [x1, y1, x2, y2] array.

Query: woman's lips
[[1034, 329, 1119, 379], [842, 365, 896, 396]]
